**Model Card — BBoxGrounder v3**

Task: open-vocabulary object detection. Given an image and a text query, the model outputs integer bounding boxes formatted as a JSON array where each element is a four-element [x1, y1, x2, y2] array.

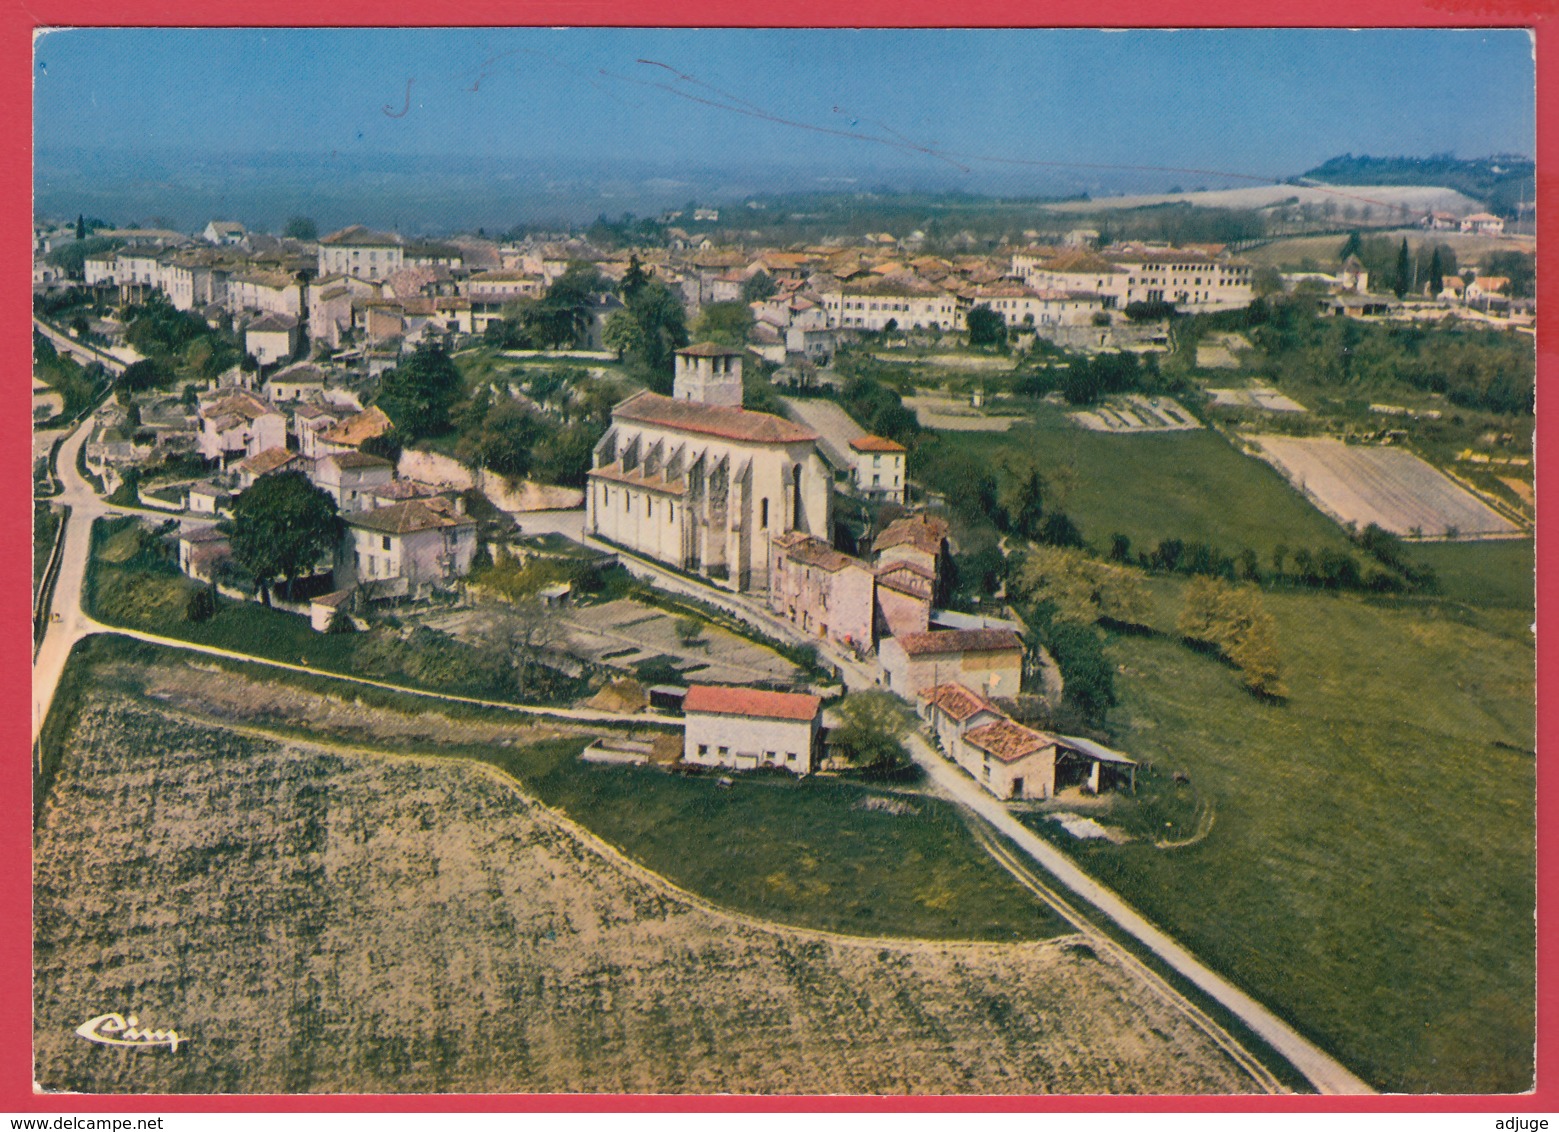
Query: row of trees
[[1176, 576, 1285, 697]]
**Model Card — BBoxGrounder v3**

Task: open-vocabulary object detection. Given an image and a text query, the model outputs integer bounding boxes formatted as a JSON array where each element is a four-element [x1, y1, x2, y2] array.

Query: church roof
[[612, 391, 817, 445]]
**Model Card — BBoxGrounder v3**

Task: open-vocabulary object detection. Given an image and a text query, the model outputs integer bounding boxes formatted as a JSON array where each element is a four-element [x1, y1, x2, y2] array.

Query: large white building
[[1011, 246, 1253, 312], [586, 391, 832, 592], [318, 225, 405, 282], [682, 684, 823, 775], [817, 275, 960, 331]]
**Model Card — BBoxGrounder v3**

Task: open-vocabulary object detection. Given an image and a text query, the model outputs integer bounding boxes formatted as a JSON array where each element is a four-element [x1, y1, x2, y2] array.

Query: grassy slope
[[1052, 576, 1534, 1093]]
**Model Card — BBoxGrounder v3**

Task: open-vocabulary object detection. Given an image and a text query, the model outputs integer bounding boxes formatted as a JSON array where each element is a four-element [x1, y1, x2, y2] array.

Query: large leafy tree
[[693, 301, 754, 347], [966, 304, 1005, 347], [228, 470, 341, 604], [740, 270, 778, 302], [282, 216, 318, 240], [624, 279, 689, 381], [375, 342, 463, 440], [523, 261, 607, 348], [828, 691, 913, 771]]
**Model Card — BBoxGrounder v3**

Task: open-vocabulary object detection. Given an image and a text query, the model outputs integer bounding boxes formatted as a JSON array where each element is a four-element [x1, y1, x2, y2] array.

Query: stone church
[[586, 344, 833, 592]]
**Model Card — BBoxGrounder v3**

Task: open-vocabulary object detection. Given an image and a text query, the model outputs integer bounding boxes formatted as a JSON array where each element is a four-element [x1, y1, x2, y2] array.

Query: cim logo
[[75, 1012, 186, 1052]]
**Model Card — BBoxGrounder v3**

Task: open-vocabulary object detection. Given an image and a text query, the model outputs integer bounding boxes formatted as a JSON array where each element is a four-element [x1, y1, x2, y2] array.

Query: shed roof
[[893, 628, 1024, 657], [962, 718, 1057, 762], [682, 684, 821, 722]]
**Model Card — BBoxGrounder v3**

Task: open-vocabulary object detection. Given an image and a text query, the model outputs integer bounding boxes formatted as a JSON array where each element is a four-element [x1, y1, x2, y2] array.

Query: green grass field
[[939, 414, 1352, 561], [1039, 575, 1534, 1092]]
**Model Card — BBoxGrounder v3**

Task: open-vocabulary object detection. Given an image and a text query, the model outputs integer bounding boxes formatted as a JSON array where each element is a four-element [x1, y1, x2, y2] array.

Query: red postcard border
[[6, 1, 1553, 1114]]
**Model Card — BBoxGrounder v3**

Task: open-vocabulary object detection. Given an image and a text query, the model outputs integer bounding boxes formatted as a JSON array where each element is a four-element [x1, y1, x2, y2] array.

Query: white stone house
[[681, 684, 823, 775], [318, 225, 405, 282], [958, 717, 1064, 801], [265, 362, 327, 403], [586, 391, 833, 593], [245, 313, 300, 366], [818, 275, 960, 331], [848, 435, 906, 504], [203, 220, 247, 245], [311, 451, 396, 513], [232, 446, 301, 489], [917, 682, 1007, 756], [339, 498, 477, 599]]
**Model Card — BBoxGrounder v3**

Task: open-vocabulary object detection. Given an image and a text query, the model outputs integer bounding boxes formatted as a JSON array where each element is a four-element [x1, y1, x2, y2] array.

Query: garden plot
[[1206, 384, 1307, 414], [1244, 435, 1522, 538], [1071, 395, 1202, 433], [904, 394, 1018, 432], [34, 696, 1265, 1095]]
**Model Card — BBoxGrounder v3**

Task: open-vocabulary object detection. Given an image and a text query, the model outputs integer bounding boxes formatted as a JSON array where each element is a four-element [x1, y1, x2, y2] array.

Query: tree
[[1339, 230, 1362, 262], [374, 342, 463, 439], [694, 301, 754, 347], [624, 279, 689, 381], [966, 304, 1004, 347], [674, 615, 706, 648], [185, 585, 216, 623], [828, 691, 913, 771], [480, 601, 562, 696], [228, 471, 341, 605], [457, 400, 544, 481], [619, 254, 650, 301], [1427, 246, 1445, 297], [1175, 576, 1285, 697], [1008, 544, 1149, 628], [1252, 265, 1285, 298], [1393, 238, 1411, 298], [602, 308, 647, 361], [283, 216, 318, 241], [741, 270, 777, 302], [1003, 464, 1046, 540], [75, 214, 85, 241]]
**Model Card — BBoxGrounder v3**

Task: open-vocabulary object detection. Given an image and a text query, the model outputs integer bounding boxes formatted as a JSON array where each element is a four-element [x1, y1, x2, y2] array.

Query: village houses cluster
[[38, 200, 1522, 803]]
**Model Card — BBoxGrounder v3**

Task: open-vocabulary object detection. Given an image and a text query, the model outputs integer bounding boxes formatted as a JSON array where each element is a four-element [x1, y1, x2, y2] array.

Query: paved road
[[900, 729, 1373, 1095], [32, 420, 115, 744]]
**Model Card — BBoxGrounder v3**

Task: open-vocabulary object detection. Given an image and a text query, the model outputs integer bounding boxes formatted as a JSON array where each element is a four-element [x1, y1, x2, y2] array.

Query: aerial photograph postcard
[[29, 27, 1537, 1096]]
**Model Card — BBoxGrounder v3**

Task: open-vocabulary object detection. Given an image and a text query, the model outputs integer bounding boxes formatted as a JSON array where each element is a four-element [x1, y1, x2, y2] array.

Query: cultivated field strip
[[1244, 435, 1522, 538], [34, 696, 1266, 1095]]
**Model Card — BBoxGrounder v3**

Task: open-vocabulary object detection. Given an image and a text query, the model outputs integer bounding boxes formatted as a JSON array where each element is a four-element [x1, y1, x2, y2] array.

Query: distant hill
[[1300, 154, 1534, 217]]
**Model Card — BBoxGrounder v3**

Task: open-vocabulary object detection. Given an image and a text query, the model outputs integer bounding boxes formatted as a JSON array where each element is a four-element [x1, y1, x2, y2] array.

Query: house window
[[761, 498, 769, 528], [718, 745, 729, 757], [698, 744, 708, 755], [765, 751, 776, 762], [786, 752, 796, 763], [382, 536, 391, 551]]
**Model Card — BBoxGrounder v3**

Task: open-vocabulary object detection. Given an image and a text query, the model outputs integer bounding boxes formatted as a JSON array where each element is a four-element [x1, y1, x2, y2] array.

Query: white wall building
[[682, 684, 822, 774], [847, 435, 907, 504], [318, 225, 405, 282], [586, 391, 833, 592]]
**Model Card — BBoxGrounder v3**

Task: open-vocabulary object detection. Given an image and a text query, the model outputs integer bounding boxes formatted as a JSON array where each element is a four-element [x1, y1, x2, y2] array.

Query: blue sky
[[34, 28, 1534, 186]]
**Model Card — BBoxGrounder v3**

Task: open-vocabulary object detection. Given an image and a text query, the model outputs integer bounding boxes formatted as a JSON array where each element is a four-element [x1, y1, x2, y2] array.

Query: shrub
[[185, 585, 216, 623]]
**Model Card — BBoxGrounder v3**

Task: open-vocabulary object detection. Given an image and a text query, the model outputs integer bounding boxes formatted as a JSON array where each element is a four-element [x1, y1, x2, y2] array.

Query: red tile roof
[[612, 391, 817, 445], [772, 531, 868, 573], [962, 718, 1056, 763], [682, 684, 822, 722], [894, 628, 1024, 657], [849, 435, 906, 454], [917, 682, 1001, 723], [346, 498, 473, 535], [874, 513, 949, 556], [234, 446, 299, 477]]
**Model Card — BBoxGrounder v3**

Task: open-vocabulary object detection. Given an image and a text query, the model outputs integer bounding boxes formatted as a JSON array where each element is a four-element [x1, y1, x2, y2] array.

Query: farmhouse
[[958, 717, 1064, 801], [681, 684, 823, 775], [873, 513, 952, 604], [232, 446, 301, 488], [917, 681, 1006, 755], [314, 405, 394, 457], [1460, 212, 1506, 235], [879, 628, 1025, 699], [586, 391, 832, 592], [767, 531, 876, 650]]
